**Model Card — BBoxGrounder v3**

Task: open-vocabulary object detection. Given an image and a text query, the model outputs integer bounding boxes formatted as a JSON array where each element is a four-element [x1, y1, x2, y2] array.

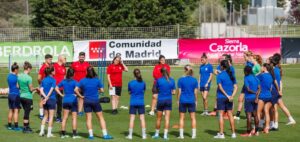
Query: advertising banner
[[73, 39, 178, 61], [178, 38, 281, 63], [0, 41, 73, 63], [281, 38, 300, 58]]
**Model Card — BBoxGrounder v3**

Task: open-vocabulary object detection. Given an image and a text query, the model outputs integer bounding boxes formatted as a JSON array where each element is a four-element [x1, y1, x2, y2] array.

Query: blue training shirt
[[246, 61, 254, 67], [178, 76, 198, 103], [58, 79, 78, 103], [77, 77, 103, 103], [41, 76, 56, 100], [156, 77, 176, 101], [128, 80, 146, 106], [7, 73, 19, 96], [244, 74, 260, 100], [216, 71, 237, 99], [257, 73, 273, 99], [199, 63, 213, 87], [274, 66, 281, 88]]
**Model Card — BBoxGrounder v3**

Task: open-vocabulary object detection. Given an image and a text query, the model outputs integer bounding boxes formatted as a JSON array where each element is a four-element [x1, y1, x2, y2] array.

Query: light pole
[[229, 0, 233, 26], [26, 0, 29, 27]]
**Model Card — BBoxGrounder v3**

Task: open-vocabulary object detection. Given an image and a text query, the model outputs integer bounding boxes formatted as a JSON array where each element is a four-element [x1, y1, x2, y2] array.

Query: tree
[[289, 0, 300, 24]]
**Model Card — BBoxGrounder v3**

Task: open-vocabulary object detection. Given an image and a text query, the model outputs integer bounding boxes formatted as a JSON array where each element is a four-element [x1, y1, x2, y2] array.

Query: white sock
[[259, 119, 265, 127], [179, 129, 184, 137], [47, 127, 52, 136], [39, 108, 44, 116], [102, 129, 108, 136], [289, 116, 295, 122], [155, 129, 159, 136], [274, 122, 279, 129], [88, 129, 93, 137], [128, 128, 133, 137], [40, 125, 45, 133], [163, 129, 168, 138], [142, 128, 146, 137], [192, 129, 196, 137], [270, 121, 274, 128]]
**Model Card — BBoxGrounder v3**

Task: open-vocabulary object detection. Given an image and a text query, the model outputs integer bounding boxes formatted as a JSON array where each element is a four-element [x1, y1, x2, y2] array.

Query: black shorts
[[20, 98, 33, 111], [84, 101, 102, 113], [43, 99, 56, 110], [110, 86, 122, 96], [129, 105, 145, 115], [152, 83, 158, 94], [63, 102, 78, 112]]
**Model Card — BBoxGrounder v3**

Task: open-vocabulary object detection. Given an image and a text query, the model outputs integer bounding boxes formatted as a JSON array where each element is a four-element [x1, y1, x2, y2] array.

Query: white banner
[[73, 39, 178, 61]]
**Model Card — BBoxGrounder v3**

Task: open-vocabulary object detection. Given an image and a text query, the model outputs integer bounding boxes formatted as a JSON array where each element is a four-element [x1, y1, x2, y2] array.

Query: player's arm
[[38, 74, 42, 84], [121, 60, 128, 72], [231, 84, 238, 98], [218, 83, 229, 99], [55, 86, 64, 97]]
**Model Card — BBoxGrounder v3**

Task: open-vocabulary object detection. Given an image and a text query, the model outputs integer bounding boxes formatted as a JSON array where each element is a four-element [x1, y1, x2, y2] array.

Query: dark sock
[[213, 108, 217, 111], [8, 123, 12, 127], [255, 127, 259, 133], [73, 130, 77, 136], [24, 122, 29, 128], [236, 111, 241, 117], [61, 131, 66, 136], [14, 122, 18, 128]]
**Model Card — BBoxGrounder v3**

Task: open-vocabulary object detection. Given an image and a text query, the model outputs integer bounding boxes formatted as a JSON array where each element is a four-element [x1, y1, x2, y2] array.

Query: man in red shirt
[[149, 55, 171, 116], [71, 52, 90, 116], [107, 56, 128, 114], [37, 54, 53, 119], [53, 55, 66, 122]]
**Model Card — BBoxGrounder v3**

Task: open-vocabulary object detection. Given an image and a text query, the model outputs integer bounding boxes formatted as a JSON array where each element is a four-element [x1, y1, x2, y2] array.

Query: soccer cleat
[[177, 136, 184, 139], [125, 135, 132, 140], [61, 135, 70, 138], [214, 133, 225, 139], [163, 137, 169, 140], [200, 112, 207, 116], [7, 126, 13, 130], [78, 112, 84, 117], [286, 120, 296, 125], [13, 127, 22, 131], [148, 111, 155, 116], [192, 135, 196, 139], [39, 131, 45, 137], [56, 118, 62, 123], [234, 116, 240, 120], [88, 136, 94, 140], [103, 134, 113, 140], [231, 133, 237, 138], [72, 135, 82, 139], [47, 134, 56, 138], [23, 127, 33, 133], [240, 132, 252, 137], [39, 115, 44, 120], [209, 111, 217, 116], [263, 128, 269, 134], [142, 135, 147, 139], [152, 135, 160, 139]]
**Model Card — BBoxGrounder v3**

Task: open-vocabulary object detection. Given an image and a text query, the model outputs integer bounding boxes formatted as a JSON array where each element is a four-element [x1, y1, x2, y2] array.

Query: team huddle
[[5, 51, 297, 140]]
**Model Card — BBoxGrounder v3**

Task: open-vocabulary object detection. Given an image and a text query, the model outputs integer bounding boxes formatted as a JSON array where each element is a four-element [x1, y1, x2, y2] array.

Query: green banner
[[0, 41, 73, 63]]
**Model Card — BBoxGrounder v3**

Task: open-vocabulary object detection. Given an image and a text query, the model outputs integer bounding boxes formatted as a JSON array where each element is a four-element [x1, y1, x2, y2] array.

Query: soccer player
[[75, 67, 113, 140], [39, 66, 57, 138], [256, 63, 274, 134], [214, 60, 237, 139], [240, 66, 260, 137], [252, 55, 262, 75], [177, 65, 198, 139], [53, 55, 66, 123], [7, 62, 22, 131], [55, 68, 83, 139], [126, 69, 147, 140], [71, 52, 90, 116], [107, 55, 128, 114], [18, 61, 37, 133], [152, 68, 176, 140], [38, 54, 53, 119], [199, 53, 213, 116], [234, 51, 254, 120], [149, 55, 171, 116]]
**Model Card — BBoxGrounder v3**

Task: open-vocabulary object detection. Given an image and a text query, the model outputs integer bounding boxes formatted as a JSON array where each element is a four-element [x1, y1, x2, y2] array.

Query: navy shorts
[[8, 95, 21, 109], [259, 98, 272, 103], [157, 100, 172, 111], [43, 99, 56, 110], [200, 87, 210, 92], [179, 103, 196, 113], [244, 99, 257, 112], [63, 102, 78, 112], [217, 98, 233, 111], [129, 105, 145, 115], [152, 83, 158, 94], [271, 89, 281, 105], [84, 101, 102, 113], [241, 85, 246, 93]]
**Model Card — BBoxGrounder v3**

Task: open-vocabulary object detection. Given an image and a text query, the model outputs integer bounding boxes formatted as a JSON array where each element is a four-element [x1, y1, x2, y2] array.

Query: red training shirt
[[38, 63, 50, 83], [107, 64, 125, 87], [152, 63, 171, 83], [53, 63, 66, 90], [71, 61, 90, 82]]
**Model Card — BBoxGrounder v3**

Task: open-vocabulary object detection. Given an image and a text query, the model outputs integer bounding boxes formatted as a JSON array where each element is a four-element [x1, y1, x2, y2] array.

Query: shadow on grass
[[169, 130, 192, 137], [120, 131, 142, 138], [204, 129, 219, 136]]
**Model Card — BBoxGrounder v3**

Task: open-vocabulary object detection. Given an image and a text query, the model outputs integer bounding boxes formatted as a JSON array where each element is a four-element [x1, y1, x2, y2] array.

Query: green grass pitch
[[0, 64, 299, 142]]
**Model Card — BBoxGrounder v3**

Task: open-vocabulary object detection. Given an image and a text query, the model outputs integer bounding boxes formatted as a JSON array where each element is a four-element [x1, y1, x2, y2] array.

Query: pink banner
[[178, 38, 281, 64]]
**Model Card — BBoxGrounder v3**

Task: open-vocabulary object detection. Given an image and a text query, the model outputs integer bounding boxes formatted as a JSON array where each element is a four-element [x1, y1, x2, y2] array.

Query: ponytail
[[11, 62, 19, 72], [133, 68, 143, 82], [161, 67, 169, 82], [44, 66, 54, 76], [220, 60, 235, 82], [184, 64, 193, 76], [264, 63, 276, 81], [23, 61, 32, 70], [66, 68, 74, 79]]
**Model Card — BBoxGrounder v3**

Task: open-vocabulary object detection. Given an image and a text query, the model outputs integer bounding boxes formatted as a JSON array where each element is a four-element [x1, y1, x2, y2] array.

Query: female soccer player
[[39, 66, 57, 138], [7, 62, 22, 131], [152, 68, 176, 140], [177, 65, 198, 139], [107, 55, 128, 114], [252, 55, 262, 75], [214, 60, 237, 139], [240, 66, 260, 137], [256, 63, 274, 134], [55, 68, 83, 139], [18, 61, 37, 133], [149, 55, 170, 116], [199, 53, 213, 116], [75, 67, 113, 140], [126, 69, 147, 140]]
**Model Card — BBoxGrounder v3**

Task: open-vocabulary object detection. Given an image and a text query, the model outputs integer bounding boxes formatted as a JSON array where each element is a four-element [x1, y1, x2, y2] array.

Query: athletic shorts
[[63, 102, 78, 112], [271, 89, 281, 105], [259, 98, 272, 103], [179, 103, 196, 113], [20, 98, 33, 111], [8, 95, 21, 109], [129, 105, 145, 115], [84, 101, 102, 113], [43, 99, 56, 110], [241, 85, 246, 93], [244, 99, 257, 113], [152, 83, 158, 94], [200, 87, 210, 92], [110, 86, 122, 96], [157, 100, 172, 111], [217, 98, 233, 111]]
